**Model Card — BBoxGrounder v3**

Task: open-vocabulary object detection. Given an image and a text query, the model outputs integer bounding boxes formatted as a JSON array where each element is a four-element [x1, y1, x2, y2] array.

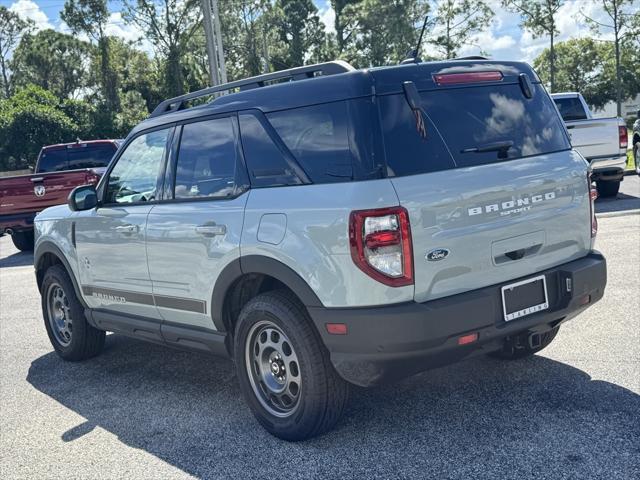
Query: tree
[[0, 6, 33, 98], [11, 29, 93, 99], [341, 0, 430, 68], [503, 0, 564, 92], [330, 0, 360, 54], [0, 85, 79, 170], [428, 0, 494, 58], [534, 38, 640, 111], [62, 0, 120, 111], [582, 0, 640, 116], [122, 0, 203, 97], [271, 0, 328, 69]]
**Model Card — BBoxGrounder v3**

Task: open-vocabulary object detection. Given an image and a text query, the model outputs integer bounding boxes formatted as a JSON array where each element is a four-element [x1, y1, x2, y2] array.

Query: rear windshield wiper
[[461, 141, 514, 159]]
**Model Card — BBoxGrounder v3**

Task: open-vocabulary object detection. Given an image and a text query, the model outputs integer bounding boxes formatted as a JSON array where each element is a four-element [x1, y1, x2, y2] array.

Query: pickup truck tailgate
[[0, 170, 95, 216], [565, 118, 624, 160]]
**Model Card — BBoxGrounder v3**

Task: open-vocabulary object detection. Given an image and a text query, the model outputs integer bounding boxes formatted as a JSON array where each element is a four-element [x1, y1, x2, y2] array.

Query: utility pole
[[201, 0, 227, 86]]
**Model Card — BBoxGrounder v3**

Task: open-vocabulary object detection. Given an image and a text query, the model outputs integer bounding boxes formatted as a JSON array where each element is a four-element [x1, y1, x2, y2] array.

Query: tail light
[[85, 171, 100, 185], [619, 126, 628, 149], [588, 174, 597, 238], [349, 206, 413, 287], [434, 71, 503, 86]]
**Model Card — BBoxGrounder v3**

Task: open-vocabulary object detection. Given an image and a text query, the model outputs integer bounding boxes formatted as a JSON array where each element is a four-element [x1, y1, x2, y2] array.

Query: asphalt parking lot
[[1, 182, 639, 479]]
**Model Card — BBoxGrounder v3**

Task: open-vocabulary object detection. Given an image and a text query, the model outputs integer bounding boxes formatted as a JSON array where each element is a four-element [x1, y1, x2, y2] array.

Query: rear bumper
[[0, 212, 36, 233], [308, 252, 607, 387], [589, 154, 627, 181]]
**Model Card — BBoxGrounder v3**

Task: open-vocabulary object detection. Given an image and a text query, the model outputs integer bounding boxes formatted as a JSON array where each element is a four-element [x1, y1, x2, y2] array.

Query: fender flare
[[34, 241, 87, 308], [211, 255, 322, 331]]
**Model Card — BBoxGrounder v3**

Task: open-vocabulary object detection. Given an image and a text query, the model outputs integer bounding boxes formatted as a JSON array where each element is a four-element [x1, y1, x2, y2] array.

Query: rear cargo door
[[379, 76, 592, 303]]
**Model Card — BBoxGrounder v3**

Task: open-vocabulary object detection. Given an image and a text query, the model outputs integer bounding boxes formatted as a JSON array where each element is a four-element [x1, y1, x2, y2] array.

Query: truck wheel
[[11, 230, 34, 251], [488, 327, 559, 360], [234, 290, 349, 441], [596, 180, 620, 198], [41, 264, 105, 361]]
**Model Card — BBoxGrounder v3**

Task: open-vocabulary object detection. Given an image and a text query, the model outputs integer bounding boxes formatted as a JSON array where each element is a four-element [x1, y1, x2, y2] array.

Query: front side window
[[174, 117, 239, 199], [105, 129, 170, 204]]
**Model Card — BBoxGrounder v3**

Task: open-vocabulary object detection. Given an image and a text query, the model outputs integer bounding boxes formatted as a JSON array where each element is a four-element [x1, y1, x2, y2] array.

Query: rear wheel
[[41, 265, 105, 360], [489, 327, 560, 360], [234, 290, 349, 441], [596, 180, 620, 198], [11, 230, 34, 251]]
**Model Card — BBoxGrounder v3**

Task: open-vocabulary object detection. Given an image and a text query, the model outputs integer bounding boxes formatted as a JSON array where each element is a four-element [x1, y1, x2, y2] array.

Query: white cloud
[[319, 5, 336, 34], [105, 12, 144, 44], [9, 0, 53, 31]]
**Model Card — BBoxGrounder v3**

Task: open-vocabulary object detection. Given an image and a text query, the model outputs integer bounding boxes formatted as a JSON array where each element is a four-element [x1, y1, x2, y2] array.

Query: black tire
[[596, 180, 620, 198], [488, 327, 560, 360], [11, 230, 34, 251], [234, 290, 349, 441], [41, 264, 105, 361]]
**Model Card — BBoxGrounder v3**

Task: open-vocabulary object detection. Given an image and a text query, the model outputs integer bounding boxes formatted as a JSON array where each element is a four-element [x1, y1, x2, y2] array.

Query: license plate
[[501, 275, 549, 322]]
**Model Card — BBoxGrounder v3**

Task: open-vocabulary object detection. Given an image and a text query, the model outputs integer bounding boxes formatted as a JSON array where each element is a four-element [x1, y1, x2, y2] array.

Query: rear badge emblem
[[34, 185, 46, 197], [426, 248, 450, 261]]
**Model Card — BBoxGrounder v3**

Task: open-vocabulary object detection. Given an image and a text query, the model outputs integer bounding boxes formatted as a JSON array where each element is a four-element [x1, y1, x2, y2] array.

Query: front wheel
[[234, 290, 349, 441], [41, 265, 105, 360], [11, 230, 34, 251], [596, 180, 620, 198]]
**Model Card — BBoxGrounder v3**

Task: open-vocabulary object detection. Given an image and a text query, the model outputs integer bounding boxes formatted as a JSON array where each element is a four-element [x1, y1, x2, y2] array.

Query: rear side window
[[267, 102, 353, 183], [381, 83, 571, 175], [239, 113, 302, 187], [174, 117, 241, 199], [67, 145, 116, 170], [553, 97, 588, 121], [37, 150, 67, 172]]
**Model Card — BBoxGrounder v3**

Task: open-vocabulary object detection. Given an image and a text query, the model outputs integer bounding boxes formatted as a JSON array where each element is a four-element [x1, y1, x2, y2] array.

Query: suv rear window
[[380, 83, 571, 175], [553, 97, 588, 121]]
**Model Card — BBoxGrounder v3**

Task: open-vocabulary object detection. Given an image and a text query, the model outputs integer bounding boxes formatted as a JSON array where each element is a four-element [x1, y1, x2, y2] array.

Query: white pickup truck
[[551, 92, 628, 197]]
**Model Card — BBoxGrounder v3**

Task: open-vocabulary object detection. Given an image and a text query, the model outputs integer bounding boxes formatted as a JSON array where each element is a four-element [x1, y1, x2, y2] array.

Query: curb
[[596, 208, 640, 218]]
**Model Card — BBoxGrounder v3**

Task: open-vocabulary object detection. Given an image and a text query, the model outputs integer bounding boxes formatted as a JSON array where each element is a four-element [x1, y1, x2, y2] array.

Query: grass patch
[[627, 150, 634, 170]]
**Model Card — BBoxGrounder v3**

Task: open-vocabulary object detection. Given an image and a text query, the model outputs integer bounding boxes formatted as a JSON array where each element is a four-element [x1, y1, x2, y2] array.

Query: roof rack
[[150, 60, 355, 118]]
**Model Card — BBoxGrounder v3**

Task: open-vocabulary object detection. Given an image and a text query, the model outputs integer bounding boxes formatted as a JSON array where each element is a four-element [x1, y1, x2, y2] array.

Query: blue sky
[[2, 0, 613, 63]]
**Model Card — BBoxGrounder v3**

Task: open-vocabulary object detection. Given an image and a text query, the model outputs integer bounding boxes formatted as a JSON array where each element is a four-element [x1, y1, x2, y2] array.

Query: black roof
[[130, 60, 540, 138]]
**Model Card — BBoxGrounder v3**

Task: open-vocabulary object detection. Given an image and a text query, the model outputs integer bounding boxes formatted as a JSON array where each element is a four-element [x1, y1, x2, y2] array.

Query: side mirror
[[68, 185, 98, 211]]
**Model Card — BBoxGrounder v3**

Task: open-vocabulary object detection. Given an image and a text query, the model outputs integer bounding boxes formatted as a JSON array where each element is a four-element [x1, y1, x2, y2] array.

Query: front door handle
[[195, 222, 226, 237], [115, 224, 139, 235]]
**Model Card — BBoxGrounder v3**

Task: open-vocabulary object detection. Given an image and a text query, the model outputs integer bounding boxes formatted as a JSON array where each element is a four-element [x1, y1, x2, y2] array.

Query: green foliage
[[11, 30, 93, 99], [428, 0, 494, 59], [341, 0, 430, 68], [0, 85, 79, 170], [534, 38, 640, 110], [0, 6, 33, 98]]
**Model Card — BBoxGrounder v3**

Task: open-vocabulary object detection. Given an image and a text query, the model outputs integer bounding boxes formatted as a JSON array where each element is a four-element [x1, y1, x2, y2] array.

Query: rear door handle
[[115, 224, 139, 235], [195, 223, 226, 237]]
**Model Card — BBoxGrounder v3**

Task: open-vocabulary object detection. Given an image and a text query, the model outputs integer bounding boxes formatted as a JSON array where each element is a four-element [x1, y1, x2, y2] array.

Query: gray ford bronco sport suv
[[34, 60, 607, 441]]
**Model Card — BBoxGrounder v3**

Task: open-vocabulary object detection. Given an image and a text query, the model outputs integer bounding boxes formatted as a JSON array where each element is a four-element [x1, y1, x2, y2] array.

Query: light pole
[[201, 0, 227, 86]]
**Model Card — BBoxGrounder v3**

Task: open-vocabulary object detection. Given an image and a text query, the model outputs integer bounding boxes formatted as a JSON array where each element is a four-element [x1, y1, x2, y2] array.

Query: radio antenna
[[401, 15, 429, 64]]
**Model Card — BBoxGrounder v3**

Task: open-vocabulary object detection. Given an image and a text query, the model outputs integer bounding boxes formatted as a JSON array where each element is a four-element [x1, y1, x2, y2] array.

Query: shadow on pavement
[[27, 334, 640, 479], [595, 174, 640, 214], [0, 250, 34, 268]]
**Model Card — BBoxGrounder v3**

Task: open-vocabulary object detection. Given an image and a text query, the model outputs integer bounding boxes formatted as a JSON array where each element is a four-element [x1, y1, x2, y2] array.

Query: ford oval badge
[[426, 248, 449, 261]]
